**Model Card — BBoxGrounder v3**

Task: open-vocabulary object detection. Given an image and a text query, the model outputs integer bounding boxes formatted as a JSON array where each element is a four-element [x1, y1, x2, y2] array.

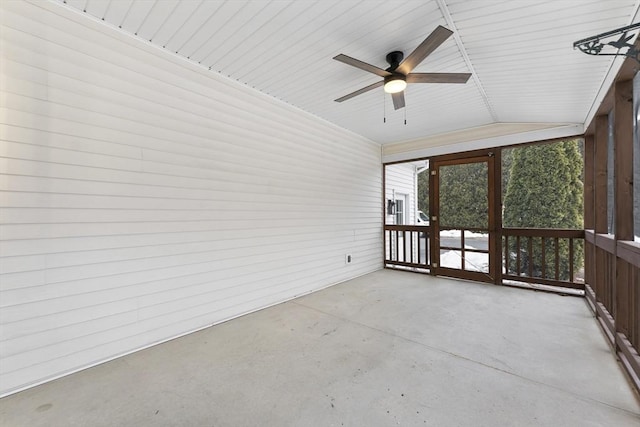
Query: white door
[[395, 194, 408, 225]]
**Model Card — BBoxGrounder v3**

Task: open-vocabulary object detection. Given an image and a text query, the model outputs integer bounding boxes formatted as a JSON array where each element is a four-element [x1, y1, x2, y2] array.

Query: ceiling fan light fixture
[[384, 74, 407, 93]]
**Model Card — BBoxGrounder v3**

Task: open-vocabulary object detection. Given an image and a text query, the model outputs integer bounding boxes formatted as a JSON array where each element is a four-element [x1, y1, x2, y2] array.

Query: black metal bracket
[[385, 51, 404, 71], [574, 22, 640, 63]]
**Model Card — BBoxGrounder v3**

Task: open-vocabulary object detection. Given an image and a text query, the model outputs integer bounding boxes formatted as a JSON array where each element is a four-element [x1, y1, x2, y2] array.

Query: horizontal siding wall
[[384, 163, 416, 225], [0, 1, 382, 396]]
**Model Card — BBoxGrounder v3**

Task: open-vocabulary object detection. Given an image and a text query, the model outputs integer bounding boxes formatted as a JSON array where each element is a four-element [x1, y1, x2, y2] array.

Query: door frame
[[429, 152, 500, 284]]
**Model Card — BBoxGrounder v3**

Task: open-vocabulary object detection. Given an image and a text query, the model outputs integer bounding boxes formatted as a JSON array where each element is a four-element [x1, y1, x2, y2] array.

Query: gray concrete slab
[[1, 269, 638, 426]]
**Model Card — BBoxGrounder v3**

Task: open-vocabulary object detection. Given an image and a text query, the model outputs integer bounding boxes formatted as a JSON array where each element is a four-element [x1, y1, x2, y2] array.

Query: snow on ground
[[440, 250, 489, 272], [439, 231, 489, 271], [439, 230, 488, 238]]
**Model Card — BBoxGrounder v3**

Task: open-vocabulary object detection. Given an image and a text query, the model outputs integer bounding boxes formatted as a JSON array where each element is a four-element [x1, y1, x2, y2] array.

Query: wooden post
[[614, 79, 634, 339], [594, 115, 609, 234], [593, 114, 609, 301], [584, 134, 595, 230], [584, 134, 595, 286], [614, 79, 634, 241], [493, 150, 503, 286], [429, 167, 438, 274]]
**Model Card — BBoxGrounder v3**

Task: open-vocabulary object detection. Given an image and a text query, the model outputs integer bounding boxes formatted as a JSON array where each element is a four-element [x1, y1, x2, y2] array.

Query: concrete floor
[[1, 269, 639, 427]]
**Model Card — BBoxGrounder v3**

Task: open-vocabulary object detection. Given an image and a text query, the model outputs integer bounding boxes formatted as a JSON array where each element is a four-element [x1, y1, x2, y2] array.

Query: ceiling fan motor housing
[[385, 51, 404, 71]]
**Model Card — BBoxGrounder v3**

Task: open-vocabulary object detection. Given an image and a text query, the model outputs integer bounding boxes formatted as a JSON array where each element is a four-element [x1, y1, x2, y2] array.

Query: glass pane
[[440, 229, 462, 249], [395, 199, 404, 224], [440, 249, 461, 269], [463, 252, 489, 273], [439, 162, 488, 229], [465, 231, 489, 251], [463, 231, 489, 273]]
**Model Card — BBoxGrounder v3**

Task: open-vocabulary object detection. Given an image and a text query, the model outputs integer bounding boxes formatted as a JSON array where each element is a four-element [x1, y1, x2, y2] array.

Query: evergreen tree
[[503, 140, 584, 280], [419, 163, 488, 228], [501, 148, 514, 202], [417, 169, 429, 214], [439, 162, 488, 228]]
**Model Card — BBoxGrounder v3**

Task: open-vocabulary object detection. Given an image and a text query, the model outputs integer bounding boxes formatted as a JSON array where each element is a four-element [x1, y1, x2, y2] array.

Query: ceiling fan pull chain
[[404, 96, 407, 125], [383, 90, 386, 123]]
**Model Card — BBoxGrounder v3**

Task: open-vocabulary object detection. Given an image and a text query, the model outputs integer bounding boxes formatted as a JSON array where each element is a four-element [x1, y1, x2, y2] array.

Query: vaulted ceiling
[[55, 0, 639, 148]]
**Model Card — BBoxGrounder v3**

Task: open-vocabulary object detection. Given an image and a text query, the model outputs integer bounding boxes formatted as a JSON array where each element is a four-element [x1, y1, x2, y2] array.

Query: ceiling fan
[[333, 25, 471, 110]]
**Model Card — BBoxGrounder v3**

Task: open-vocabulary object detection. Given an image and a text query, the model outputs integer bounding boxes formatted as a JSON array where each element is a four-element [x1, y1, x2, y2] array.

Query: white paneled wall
[[384, 163, 416, 225], [0, 1, 382, 396]]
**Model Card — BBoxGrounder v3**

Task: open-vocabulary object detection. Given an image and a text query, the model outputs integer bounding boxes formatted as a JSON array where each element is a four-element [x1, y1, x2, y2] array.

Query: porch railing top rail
[[503, 228, 584, 238], [384, 225, 429, 232]]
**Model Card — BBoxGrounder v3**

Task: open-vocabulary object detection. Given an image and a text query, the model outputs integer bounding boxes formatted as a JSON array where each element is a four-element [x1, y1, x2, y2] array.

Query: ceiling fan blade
[[333, 54, 392, 77], [391, 92, 405, 110], [396, 25, 453, 75], [407, 73, 472, 84], [334, 80, 384, 103]]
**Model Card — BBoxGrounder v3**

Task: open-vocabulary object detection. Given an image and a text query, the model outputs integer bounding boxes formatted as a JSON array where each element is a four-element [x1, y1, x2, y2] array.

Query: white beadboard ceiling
[[54, 0, 639, 146]]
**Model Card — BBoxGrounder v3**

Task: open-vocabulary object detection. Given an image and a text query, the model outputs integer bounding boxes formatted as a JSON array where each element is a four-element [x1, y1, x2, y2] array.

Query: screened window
[[502, 139, 584, 229], [634, 72, 640, 242], [607, 112, 615, 234]]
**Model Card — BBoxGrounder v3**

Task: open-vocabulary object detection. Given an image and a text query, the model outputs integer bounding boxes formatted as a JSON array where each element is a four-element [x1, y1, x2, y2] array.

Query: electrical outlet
[[345, 254, 352, 264]]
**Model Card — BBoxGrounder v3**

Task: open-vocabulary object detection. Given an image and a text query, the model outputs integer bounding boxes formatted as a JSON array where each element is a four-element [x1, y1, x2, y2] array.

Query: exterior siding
[[384, 163, 416, 225], [0, 1, 382, 396]]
